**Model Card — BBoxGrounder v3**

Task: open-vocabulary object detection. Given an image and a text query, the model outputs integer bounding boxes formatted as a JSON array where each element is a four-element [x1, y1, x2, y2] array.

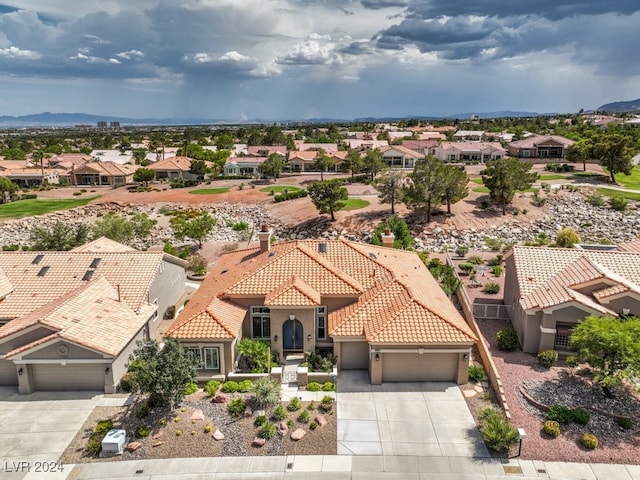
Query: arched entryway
[[283, 318, 303, 351]]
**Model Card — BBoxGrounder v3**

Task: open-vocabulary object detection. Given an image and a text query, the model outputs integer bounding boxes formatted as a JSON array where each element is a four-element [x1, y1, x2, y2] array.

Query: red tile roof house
[[507, 135, 575, 159], [166, 229, 477, 385], [71, 161, 136, 186], [148, 156, 198, 181], [0, 238, 187, 394], [287, 151, 347, 173], [434, 142, 506, 163], [503, 243, 640, 354], [379, 145, 423, 169], [223, 156, 267, 177]]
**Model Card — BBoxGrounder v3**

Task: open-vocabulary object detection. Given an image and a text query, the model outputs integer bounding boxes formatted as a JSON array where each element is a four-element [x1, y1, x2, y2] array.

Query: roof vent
[[82, 270, 95, 281], [32, 254, 44, 265], [37, 266, 50, 277], [368, 252, 377, 259], [90, 257, 102, 269], [318, 242, 327, 253], [268, 250, 277, 257]]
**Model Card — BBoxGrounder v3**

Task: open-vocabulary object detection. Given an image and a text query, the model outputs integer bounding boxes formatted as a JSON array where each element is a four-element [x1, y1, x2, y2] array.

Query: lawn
[[609, 166, 640, 190], [259, 185, 301, 193], [0, 197, 99, 219], [469, 178, 484, 185], [341, 198, 370, 210], [596, 188, 640, 201], [189, 187, 231, 195], [538, 174, 565, 181]]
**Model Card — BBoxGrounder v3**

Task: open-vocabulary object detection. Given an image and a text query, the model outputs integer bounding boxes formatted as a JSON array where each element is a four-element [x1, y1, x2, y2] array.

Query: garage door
[[382, 353, 458, 382], [0, 359, 18, 386], [32, 364, 105, 391], [340, 342, 369, 369]]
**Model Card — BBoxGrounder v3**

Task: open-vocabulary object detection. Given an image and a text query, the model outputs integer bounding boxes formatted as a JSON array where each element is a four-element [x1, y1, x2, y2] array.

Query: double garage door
[[382, 352, 458, 382], [31, 364, 106, 391]]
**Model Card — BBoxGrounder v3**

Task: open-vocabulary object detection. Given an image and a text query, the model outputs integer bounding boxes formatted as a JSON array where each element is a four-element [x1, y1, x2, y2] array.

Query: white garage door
[[382, 353, 458, 382], [32, 364, 105, 391], [0, 359, 18, 386], [340, 342, 369, 369]]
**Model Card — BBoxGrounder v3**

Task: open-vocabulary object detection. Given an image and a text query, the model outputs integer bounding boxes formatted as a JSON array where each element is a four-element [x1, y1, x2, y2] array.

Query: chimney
[[258, 225, 272, 253], [381, 229, 395, 248]]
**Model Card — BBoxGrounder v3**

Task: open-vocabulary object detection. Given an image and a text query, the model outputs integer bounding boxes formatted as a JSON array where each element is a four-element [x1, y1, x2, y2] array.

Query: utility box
[[101, 429, 126, 455]]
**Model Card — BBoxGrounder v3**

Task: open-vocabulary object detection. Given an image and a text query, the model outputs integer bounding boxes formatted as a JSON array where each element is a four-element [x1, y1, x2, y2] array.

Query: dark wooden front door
[[283, 318, 303, 350]]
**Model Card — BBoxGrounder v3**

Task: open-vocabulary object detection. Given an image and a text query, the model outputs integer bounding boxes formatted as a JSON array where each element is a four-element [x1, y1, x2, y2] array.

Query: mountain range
[[597, 98, 640, 113]]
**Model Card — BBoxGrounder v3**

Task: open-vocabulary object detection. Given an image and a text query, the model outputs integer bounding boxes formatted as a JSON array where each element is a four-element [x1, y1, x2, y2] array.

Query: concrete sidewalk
[[32, 455, 640, 479]]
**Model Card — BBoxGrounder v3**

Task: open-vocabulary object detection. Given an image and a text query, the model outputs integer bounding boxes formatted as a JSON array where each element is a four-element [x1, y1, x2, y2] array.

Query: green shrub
[[555, 227, 581, 248], [580, 432, 598, 449], [228, 398, 246, 418], [272, 404, 288, 421], [618, 418, 633, 430], [566, 356, 579, 368], [459, 262, 475, 274], [546, 406, 574, 424], [491, 265, 503, 277], [287, 397, 302, 411], [543, 420, 560, 438], [237, 379, 253, 393], [307, 401, 316, 411], [135, 425, 152, 438], [204, 424, 212, 433], [609, 196, 628, 211], [251, 377, 281, 409], [321, 381, 336, 391], [468, 365, 485, 383], [184, 381, 198, 395], [286, 419, 295, 428], [572, 408, 591, 425], [119, 372, 134, 393], [221, 381, 239, 393], [537, 350, 559, 368], [478, 407, 501, 422], [2, 244, 19, 251], [310, 421, 319, 430], [487, 256, 503, 267], [135, 404, 151, 419], [297, 410, 310, 423], [231, 221, 249, 231], [258, 422, 277, 440], [586, 193, 605, 207], [467, 255, 483, 265], [95, 419, 114, 436], [483, 282, 500, 294], [496, 328, 519, 351], [306, 382, 322, 392], [205, 380, 221, 396], [455, 246, 469, 257], [480, 412, 519, 452], [86, 436, 102, 455], [254, 415, 267, 427]]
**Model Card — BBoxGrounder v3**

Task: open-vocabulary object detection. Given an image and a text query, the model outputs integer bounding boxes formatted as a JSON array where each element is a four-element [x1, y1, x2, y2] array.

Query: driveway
[[337, 370, 490, 457], [0, 387, 129, 480]]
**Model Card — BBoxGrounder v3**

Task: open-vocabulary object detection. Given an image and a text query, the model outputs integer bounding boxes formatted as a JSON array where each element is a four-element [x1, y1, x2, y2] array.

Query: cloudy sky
[[0, 0, 639, 121]]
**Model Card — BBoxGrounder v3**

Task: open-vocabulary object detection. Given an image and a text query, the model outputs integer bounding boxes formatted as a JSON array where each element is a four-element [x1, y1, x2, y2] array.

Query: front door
[[283, 318, 303, 350]]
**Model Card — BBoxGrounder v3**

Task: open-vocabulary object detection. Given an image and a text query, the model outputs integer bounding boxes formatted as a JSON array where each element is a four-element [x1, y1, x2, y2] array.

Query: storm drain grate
[[537, 469, 547, 474], [503, 465, 523, 474], [135, 470, 144, 475], [287, 462, 294, 470]]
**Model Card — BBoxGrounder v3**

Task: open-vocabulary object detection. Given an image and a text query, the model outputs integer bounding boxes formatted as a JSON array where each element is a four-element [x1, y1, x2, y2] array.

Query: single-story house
[[454, 130, 486, 142], [343, 139, 389, 150], [223, 156, 266, 177], [90, 150, 134, 165], [166, 232, 477, 385], [287, 151, 346, 173], [293, 142, 339, 153], [1, 167, 60, 188], [503, 243, 640, 354], [0, 238, 187, 393], [71, 161, 136, 186], [434, 142, 506, 163], [508, 135, 575, 159], [379, 145, 423, 169], [401, 140, 438, 157], [247, 146, 288, 157], [148, 156, 197, 181]]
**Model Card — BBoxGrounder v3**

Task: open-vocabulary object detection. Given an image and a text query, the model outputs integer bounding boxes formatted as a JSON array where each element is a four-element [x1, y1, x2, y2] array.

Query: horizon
[[0, 2, 639, 120]]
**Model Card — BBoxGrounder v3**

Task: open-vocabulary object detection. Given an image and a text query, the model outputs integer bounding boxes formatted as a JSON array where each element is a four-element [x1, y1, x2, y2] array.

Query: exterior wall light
[[307, 334, 312, 342], [273, 335, 278, 342], [375, 352, 380, 361], [18, 367, 23, 376]]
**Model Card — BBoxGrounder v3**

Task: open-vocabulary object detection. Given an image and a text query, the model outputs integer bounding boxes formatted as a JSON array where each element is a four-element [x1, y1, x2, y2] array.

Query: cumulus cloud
[[115, 49, 144, 60], [277, 39, 342, 65], [0, 45, 40, 59]]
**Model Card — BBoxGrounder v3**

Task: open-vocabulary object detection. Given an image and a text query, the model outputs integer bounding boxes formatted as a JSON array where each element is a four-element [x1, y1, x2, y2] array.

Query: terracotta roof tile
[[0, 268, 12, 299], [166, 297, 245, 340], [264, 276, 321, 306]]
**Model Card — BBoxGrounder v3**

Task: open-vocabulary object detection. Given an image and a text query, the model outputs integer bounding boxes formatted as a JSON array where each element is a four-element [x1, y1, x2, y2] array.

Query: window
[[251, 306, 271, 338], [187, 347, 202, 366], [204, 347, 219, 370], [317, 306, 327, 339], [554, 326, 573, 349]]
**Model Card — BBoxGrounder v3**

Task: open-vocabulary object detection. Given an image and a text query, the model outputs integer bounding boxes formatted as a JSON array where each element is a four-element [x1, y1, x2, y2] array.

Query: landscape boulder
[[291, 429, 306, 441]]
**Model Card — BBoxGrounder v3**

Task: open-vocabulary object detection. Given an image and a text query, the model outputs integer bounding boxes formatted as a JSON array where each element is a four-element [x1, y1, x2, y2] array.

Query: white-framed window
[[251, 306, 271, 338], [316, 306, 327, 339], [187, 347, 202, 366], [204, 347, 219, 370]]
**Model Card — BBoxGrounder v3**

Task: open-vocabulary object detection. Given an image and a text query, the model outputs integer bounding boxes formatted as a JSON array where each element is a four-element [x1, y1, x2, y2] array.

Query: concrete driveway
[[0, 387, 129, 480], [337, 370, 490, 457]]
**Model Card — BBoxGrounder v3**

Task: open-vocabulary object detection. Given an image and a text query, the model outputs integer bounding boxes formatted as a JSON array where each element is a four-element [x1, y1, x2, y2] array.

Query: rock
[[252, 437, 266, 447], [314, 415, 328, 427], [276, 421, 288, 436], [291, 428, 306, 441], [190, 409, 204, 421], [255, 410, 266, 417], [126, 441, 142, 452], [152, 431, 163, 440], [152, 441, 163, 447], [243, 406, 253, 417], [213, 429, 225, 441], [462, 389, 477, 398], [212, 394, 227, 404]]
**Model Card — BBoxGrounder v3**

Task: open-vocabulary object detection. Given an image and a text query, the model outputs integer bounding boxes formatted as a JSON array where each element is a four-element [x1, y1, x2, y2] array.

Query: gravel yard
[[61, 390, 336, 464]]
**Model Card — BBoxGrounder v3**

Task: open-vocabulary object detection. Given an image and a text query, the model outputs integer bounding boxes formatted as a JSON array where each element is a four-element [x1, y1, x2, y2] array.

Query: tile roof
[[508, 135, 574, 149], [508, 246, 640, 312], [148, 156, 193, 171], [379, 145, 423, 159], [0, 276, 155, 358], [168, 239, 476, 345], [0, 250, 166, 318], [0, 269, 13, 299], [71, 236, 136, 253]]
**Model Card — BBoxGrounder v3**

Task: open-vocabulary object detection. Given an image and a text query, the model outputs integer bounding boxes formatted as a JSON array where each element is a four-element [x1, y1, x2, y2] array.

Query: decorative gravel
[[474, 316, 640, 464]]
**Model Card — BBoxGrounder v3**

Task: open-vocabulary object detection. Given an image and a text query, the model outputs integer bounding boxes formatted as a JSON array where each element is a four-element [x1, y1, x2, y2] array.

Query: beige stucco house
[[503, 244, 640, 354], [507, 135, 574, 159], [0, 238, 187, 394], [167, 231, 477, 385]]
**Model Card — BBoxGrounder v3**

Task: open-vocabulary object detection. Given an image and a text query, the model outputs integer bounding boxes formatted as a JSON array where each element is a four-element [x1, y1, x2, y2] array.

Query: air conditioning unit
[[101, 429, 126, 455]]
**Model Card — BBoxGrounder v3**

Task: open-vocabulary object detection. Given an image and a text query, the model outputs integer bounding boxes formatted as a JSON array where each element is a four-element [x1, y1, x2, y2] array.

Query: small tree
[[189, 158, 208, 183], [128, 338, 199, 409], [30, 221, 90, 251], [0, 177, 18, 204], [187, 254, 208, 276], [404, 156, 445, 223], [171, 211, 216, 248], [307, 179, 348, 221], [92, 212, 156, 245], [362, 148, 386, 181], [440, 164, 469, 214], [343, 148, 364, 180], [371, 214, 414, 249], [555, 227, 581, 248], [257, 153, 286, 181], [481, 158, 538, 215], [133, 167, 155, 186], [375, 170, 405, 214], [313, 149, 334, 181]]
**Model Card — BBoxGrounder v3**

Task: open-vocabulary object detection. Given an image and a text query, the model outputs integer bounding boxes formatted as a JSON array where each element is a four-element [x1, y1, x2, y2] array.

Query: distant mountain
[[597, 98, 640, 113]]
